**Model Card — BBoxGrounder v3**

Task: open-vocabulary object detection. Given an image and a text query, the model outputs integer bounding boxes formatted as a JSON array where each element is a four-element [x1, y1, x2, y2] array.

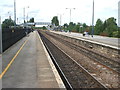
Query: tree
[[51, 16, 59, 26], [2, 18, 15, 28], [82, 23, 88, 32], [73, 24, 80, 32], [63, 23, 68, 28], [103, 17, 117, 37], [83, 23, 87, 28], [42, 26, 47, 30], [94, 19, 103, 35], [28, 18, 34, 23], [63, 23, 68, 31], [68, 22, 76, 31], [112, 31, 120, 38]]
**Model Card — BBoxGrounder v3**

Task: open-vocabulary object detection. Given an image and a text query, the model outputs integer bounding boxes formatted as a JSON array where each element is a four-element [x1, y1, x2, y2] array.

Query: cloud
[[29, 10, 40, 14], [0, 4, 13, 8], [0, 0, 119, 25]]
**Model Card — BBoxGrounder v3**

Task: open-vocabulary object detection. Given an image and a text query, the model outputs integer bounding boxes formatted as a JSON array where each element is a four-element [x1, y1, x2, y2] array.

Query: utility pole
[[14, 0, 16, 26], [66, 8, 75, 23], [91, 0, 94, 37]]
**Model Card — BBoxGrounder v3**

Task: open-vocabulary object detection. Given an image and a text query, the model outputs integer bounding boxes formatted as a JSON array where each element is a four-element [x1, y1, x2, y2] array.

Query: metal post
[[27, 14, 28, 22], [57, 14, 62, 26], [66, 8, 75, 23], [23, 7, 25, 23], [14, 0, 16, 26], [70, 9, 71, 22], [118, 1, 120, 27], [91, 0, 94, 37], [60, 14, 62, 26], [27, 6, 29, 22]]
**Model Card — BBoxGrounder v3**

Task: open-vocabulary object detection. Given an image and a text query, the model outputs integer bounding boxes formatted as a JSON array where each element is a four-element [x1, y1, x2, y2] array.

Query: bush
[[100, 32, 108, 36], [43, 26, 47, 30], [112, 31, 120, 38]]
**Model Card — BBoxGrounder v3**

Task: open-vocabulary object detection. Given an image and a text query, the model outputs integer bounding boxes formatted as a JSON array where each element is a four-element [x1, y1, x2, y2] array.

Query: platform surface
[[51, 31, 119, 49], [2, 31, 65, 88]]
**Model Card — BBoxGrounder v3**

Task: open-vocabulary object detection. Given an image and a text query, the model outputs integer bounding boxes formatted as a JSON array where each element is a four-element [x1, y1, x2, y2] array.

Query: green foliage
[[73, 24, 80, 32], [82, 23, 88, 32], [2, 18, 15, 28], [63, 23, 68, 28], [94, 19, 103, 35], [83, 23, 87, 28], [62, 17, 118, 38], [104, 17, 117, 37], [68, 22, 76, 31], [42, 26, 47, 30], [63, 23, 68, 31], [51, 16, 59, 26], [112, 31, 120, 38], [63, 22, 88, 33], [28, 18, 34, 23], [94, 17, 118, 37]]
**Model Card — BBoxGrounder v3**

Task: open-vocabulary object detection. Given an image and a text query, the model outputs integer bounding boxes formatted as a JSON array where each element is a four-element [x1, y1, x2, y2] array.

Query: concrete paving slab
[[2, 31, 65, 88]]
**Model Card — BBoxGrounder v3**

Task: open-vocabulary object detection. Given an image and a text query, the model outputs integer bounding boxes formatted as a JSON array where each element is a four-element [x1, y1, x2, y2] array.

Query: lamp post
[[26, 6, 29, 22], [57, 14, 62, 26], [23, 7, 25, 23], [57, 13, 64, 26], [23, 6, 29, 23], [8, 12, 11, 19], [66, 8, 75, 23], [91, 0, 94, 37], [14, 0, 16, 27]]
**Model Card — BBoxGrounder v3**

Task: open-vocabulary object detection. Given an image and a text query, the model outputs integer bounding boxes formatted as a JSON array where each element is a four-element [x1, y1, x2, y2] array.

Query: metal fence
[[2, 28, 31, 52]]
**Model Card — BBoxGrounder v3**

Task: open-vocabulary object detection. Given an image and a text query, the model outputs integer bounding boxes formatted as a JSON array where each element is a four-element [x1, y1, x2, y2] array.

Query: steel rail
[[39, 31, 108, 89]]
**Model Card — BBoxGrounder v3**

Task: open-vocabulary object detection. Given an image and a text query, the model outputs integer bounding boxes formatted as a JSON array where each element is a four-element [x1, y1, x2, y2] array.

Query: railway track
[[46, 31, 120, 74], [39, 30, 120, 88], [38, 31, 107, 89]]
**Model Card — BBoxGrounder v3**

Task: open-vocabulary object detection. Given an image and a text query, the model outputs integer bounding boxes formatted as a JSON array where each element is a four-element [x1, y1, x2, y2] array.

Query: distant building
[[118, 1, 120, 27]]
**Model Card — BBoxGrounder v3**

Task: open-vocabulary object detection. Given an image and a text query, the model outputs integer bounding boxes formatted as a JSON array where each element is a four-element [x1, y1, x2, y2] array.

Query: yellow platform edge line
[[0, 40, 28, 79]]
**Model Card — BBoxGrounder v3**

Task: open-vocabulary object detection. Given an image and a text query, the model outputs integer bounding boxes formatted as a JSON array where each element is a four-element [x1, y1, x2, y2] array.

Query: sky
[[0, 0, 119, 26]]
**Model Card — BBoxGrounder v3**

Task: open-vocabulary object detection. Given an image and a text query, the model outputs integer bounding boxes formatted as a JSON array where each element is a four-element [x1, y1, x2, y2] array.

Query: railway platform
[[51, 31, 119, 49], [1, 30, 65, 88]]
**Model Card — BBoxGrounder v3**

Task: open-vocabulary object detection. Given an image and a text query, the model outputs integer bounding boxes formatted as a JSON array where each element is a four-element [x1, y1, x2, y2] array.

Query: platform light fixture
[[66, 8, 75, 23]]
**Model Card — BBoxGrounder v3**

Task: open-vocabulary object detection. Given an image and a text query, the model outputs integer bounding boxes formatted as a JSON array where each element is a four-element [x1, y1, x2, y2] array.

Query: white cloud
[[0, 0, 119, 25]]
